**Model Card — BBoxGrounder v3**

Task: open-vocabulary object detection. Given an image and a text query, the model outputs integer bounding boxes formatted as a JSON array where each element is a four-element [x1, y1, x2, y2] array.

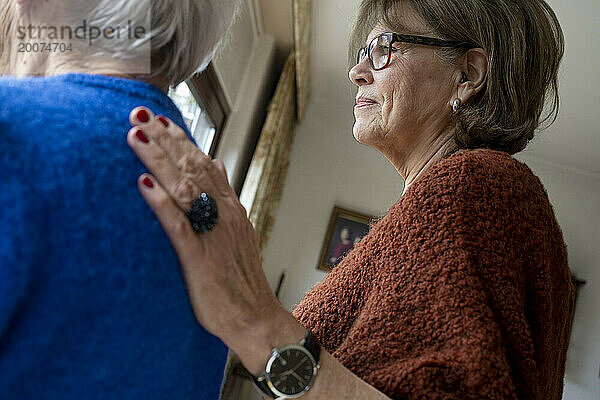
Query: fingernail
[[137, 109, 149, 123], [142, 177, 154, 189], [135, 129, 149, 143], [157, 116, 169, 127]]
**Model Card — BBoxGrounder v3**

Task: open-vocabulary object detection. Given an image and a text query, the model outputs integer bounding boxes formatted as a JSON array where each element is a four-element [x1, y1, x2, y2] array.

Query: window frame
[[185, 63, 231, 158]]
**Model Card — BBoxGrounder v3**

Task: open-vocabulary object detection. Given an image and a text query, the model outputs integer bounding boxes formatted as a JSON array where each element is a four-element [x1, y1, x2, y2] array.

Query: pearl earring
[[452, 98, 461, 112]]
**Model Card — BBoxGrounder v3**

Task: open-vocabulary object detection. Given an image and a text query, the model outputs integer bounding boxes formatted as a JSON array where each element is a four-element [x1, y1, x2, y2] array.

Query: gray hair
[[0, 0, 16, 75], [148, 0, 240, 85], [1, 0, 240, 86]]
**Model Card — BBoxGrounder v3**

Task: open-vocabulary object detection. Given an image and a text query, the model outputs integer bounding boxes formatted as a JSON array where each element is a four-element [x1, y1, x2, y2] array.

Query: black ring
[[186, 193, 218, 233]]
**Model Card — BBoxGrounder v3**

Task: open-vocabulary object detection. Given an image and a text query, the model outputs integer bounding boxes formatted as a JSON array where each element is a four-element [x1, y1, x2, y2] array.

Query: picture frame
[[317, 206, 374, 272]]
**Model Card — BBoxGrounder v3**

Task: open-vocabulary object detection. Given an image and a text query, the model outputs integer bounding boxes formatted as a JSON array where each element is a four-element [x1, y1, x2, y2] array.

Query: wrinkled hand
[[125, 108, 396, 398], [126, 107, 288, 360]]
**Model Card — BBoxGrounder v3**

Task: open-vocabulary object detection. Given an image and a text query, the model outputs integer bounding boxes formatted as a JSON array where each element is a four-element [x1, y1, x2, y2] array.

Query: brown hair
[[350, 0, 564, 155]]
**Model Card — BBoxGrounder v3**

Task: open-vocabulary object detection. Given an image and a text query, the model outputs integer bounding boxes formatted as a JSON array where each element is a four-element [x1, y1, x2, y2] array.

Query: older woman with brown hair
[[127, 0, 574, 399]]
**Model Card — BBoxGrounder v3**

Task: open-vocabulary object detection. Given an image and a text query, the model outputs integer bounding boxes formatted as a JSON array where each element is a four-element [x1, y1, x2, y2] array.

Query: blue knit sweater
[[0, 74, 228, 399]]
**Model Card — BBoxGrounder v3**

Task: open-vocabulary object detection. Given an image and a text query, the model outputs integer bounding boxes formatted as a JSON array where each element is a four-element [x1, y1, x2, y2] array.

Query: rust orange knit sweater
[[292, 149, 574, 400]]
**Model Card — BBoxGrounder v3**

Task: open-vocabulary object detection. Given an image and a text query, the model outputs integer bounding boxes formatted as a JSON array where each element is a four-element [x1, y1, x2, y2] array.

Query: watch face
[[267, 346, 316, 397]]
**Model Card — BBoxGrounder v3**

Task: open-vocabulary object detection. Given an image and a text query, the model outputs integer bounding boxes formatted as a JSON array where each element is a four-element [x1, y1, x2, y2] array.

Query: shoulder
[[0, 77, 44, 116], [451, 149, 534, 179], [0, 76, 90, 124], [434, 148, 536, 184], [403, 149, 544, 202], [0, 75, 66, 95], [389, 149, 553, 232]]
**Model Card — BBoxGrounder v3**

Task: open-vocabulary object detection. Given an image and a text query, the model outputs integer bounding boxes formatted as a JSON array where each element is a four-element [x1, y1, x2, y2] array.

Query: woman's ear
[[456, 48, 489, 104]]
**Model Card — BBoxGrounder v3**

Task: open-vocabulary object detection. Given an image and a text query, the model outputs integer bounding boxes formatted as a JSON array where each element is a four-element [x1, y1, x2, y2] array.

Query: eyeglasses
[[357, 32, 476, 71]]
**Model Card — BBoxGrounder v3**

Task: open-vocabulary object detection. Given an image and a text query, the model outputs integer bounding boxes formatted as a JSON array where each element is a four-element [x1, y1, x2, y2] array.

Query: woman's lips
[[355, 97, 378, 109]]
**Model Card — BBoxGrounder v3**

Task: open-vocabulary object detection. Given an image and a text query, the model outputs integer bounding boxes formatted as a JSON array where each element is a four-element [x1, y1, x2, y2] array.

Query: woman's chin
[[352, 124, 375, 145], [352, 129, 364, 144]]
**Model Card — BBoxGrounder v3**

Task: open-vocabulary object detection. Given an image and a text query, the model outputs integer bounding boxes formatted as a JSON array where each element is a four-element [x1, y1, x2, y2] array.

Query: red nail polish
[[158, 116, 169, 127], [143, 177, 154, 189], [135, 129, 149, 143], [137, 109, 149, 123]]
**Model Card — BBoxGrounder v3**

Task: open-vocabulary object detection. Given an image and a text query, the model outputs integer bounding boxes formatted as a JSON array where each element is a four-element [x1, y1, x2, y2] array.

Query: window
[[168, 63, 230, 157], [168, 83, 216, 154]]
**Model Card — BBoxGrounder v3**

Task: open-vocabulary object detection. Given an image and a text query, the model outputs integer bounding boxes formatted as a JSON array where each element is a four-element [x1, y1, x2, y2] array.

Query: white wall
[[260, 98, 600, 399], [526, 0, 600, 173], [215, 34, 277, 194], [213, 1, 257, 107], [261, 98, 403, 309], [211, 0, 279, 194], [259, 0, 293, 67], [514, 154, 600, 400]]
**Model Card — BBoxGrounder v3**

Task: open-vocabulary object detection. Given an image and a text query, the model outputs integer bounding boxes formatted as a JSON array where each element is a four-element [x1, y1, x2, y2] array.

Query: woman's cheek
[[380, 99, 396, 134]]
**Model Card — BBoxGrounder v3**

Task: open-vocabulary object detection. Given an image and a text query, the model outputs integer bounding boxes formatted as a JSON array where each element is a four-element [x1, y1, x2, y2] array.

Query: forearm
[[300, 349, 391, 400], [228, 305, 391, 400], [255, 350, 389, 400], [126, 108, 390, 398]]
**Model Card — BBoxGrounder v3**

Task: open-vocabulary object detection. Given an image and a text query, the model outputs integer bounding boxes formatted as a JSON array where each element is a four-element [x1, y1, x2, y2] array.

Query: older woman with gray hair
[[0, 0, 239, 399], [127, 0, 574, 399]]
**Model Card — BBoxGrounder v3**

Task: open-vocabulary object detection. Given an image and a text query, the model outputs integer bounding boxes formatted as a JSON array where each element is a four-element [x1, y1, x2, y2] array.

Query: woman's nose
[[349, 58, 374, 86]]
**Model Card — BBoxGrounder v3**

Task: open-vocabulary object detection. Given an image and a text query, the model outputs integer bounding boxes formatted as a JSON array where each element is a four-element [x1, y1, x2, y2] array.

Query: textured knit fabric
[[0, 74, 228, 400], [293, 149, 574, 400]]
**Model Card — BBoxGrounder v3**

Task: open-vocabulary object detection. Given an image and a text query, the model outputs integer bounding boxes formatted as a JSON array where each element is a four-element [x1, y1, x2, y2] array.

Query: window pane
[[168, 82, 216, 154]]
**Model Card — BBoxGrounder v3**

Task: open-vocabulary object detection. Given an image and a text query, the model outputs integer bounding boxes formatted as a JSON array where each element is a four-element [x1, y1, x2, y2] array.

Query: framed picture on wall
[[317, 206, 374, 272]]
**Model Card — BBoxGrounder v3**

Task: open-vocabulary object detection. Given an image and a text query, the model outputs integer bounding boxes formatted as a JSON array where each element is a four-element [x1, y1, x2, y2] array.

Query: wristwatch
[[249, 330, 321, 399]]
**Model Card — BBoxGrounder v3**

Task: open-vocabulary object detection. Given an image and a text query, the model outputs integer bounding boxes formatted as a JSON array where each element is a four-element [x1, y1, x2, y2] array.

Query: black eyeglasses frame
[[357, 32, 477, 71]]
